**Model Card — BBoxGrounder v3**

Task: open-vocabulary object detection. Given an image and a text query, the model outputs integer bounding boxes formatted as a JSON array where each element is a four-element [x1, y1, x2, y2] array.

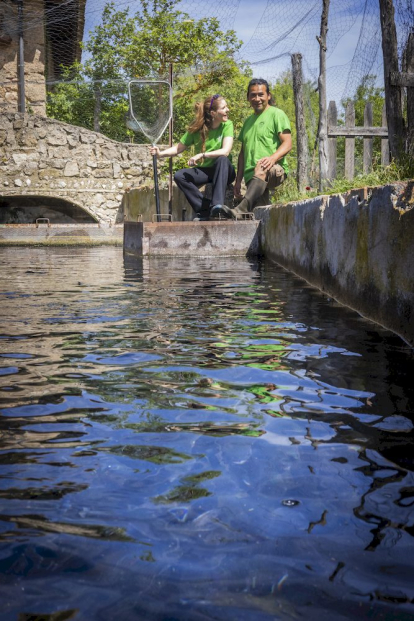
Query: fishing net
[[128, 80, 172, 144]]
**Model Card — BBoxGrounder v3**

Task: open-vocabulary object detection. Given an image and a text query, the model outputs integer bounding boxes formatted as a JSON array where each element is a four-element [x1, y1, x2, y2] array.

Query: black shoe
[[193, 208, 210, 221], [210, 204, 235, 219]]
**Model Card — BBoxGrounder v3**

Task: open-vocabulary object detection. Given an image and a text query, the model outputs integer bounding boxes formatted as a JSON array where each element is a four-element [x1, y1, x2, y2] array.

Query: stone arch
[[0, 194, 99, 224]]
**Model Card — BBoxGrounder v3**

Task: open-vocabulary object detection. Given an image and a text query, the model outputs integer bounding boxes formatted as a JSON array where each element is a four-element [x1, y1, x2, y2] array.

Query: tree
[[264, 71, 319, 179], [47, 0, 246, 140]]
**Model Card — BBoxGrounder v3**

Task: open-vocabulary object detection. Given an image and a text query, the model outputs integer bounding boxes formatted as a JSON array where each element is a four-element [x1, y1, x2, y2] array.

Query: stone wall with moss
[[257, 182, 414, 346]]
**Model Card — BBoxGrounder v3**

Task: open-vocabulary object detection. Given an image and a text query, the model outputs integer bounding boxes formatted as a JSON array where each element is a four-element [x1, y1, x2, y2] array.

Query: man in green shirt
[[212, 78, 292, 219]]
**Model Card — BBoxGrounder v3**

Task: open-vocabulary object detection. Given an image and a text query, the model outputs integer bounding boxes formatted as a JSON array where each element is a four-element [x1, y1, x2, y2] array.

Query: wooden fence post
[[381, 103, 390, 166], [327, 100, 337, 180], [317, 0, 330, 191], [379, 0, 404, 159], [363, 102, 373, 173], [404, 32, 414, 156], [291, 53, 309, 192], [344, 102, 355, 180]]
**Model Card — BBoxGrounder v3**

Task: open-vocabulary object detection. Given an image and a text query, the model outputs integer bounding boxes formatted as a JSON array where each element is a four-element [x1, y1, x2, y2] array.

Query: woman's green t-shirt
[[180, 120, 233, 168]]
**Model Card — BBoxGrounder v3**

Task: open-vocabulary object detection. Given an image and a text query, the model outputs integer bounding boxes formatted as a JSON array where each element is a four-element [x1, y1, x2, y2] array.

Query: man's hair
[[247, 78, 275, 105]]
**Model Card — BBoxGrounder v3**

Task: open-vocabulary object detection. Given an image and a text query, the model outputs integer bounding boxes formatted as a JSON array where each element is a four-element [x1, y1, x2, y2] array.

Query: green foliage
[[47, 0, 246, 142]]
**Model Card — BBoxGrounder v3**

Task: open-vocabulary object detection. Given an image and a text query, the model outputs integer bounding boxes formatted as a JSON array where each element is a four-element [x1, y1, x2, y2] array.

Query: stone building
[[0, 0, 86, 116]]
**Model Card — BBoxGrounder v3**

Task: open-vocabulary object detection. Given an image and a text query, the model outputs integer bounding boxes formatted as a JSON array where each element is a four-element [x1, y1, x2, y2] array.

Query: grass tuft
[[272, 157, 414, 205]]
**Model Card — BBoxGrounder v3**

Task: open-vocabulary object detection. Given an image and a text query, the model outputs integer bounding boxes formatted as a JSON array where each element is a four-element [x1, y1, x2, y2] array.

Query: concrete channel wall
[[0, 223, 123, 246], [257, 181, 414, 346]]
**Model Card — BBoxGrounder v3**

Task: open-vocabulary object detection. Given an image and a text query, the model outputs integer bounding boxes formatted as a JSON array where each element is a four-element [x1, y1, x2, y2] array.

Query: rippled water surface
[[1, 247, 414, 621]]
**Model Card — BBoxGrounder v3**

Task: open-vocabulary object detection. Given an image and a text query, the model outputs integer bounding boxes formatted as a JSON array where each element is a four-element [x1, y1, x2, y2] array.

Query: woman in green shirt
[[150, 95, 235, 220]]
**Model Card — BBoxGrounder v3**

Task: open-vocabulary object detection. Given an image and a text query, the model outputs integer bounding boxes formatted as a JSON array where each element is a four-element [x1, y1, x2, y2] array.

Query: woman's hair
[[187, 94, 224, 152], [247, 78, 275, 106]]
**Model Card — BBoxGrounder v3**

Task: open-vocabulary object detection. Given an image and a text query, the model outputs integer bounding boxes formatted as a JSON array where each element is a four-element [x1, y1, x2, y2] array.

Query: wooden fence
[[326, 102, 389, 180]]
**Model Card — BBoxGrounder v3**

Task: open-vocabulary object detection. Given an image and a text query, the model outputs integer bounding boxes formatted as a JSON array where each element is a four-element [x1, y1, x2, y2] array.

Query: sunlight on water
[[0, 247, 413, 620]]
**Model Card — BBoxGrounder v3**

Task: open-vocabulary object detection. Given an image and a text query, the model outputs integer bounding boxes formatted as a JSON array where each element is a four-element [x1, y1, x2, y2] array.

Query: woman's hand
[[149, 145, 161, 158], [188, 153, 205, 166]]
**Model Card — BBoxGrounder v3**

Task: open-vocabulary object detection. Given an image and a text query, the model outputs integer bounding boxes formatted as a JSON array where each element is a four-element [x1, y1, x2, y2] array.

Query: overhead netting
[[239, 0, 412, 104], [0, 0, 412, 132]]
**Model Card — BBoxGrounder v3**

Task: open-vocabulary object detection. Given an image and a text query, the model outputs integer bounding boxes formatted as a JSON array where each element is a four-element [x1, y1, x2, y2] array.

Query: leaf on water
[[153, 485, 212, 504], [104, 444, 193, 464], [183, 470, 221, 484]]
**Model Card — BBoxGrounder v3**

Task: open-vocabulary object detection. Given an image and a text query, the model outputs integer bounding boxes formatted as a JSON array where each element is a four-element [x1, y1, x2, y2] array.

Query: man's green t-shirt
[[238, 107, 291, 183], [180, 120, 233, 168]]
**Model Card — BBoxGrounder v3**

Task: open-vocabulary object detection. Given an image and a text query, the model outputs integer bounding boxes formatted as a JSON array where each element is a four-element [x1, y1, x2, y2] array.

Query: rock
[[64, 161, 79, 177], [16, 130, 38, 147], [14, 178, 23, 187], [94, 170, 112, 179], [12, 153, 28, 165], [80, 133, 96, 144], [47, 132, 68, 146]]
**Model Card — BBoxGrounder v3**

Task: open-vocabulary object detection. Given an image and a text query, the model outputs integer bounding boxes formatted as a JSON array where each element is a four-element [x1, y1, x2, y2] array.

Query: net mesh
[[0, 0, 412, 136], [128, 80, 172, 144]]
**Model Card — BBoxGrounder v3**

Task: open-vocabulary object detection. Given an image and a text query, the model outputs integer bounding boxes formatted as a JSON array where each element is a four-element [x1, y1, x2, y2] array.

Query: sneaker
[[193, 216, 209, 221]]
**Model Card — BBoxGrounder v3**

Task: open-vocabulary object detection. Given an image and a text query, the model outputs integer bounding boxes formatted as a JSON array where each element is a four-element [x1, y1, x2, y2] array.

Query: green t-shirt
[[180, 120, 233, 168], [238, 106, 291, 183]]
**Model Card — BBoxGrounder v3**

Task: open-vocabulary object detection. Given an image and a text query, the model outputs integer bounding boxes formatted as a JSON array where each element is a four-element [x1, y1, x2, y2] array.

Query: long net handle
[[152, 146, 161, 221]]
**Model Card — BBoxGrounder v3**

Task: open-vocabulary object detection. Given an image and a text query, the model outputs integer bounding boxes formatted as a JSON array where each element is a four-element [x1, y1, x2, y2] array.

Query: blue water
[[0, 247, 413, 621]]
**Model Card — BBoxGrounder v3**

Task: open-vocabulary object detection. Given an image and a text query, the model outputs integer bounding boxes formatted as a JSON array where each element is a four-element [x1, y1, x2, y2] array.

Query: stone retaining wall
[[257, 181, 414, 346], [0, 113, 154, 224]]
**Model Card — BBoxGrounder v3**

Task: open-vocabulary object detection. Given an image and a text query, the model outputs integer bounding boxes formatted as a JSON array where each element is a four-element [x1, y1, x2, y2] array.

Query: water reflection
[[0, 247, 413, 620]]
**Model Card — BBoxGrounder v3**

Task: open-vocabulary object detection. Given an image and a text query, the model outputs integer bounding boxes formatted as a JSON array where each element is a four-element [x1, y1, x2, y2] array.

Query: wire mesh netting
[[0, 0, 412, 141], [239, 0, 412, 103]]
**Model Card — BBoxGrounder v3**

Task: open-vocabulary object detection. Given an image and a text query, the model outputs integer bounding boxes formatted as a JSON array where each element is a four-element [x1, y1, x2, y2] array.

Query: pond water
[[1, 247, 414, 621]]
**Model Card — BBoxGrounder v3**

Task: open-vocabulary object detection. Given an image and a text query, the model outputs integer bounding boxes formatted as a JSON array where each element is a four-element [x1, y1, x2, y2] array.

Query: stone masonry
[[0, 113, 154, 224]]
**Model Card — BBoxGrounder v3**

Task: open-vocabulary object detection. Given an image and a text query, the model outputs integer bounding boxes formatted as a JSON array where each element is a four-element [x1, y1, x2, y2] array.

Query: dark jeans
[[174, 156, 236, 215]]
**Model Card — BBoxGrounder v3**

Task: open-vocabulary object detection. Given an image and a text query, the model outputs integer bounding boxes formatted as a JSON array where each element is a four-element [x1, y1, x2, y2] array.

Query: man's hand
[[257, 155, 276, 172], [234, 180, 243, 198]]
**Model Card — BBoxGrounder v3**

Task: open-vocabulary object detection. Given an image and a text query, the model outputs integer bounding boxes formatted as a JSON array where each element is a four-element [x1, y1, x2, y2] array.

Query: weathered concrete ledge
[[257, 181, 414, 346], [0, 223, 123, 246], [124, 220, 261, 257]]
